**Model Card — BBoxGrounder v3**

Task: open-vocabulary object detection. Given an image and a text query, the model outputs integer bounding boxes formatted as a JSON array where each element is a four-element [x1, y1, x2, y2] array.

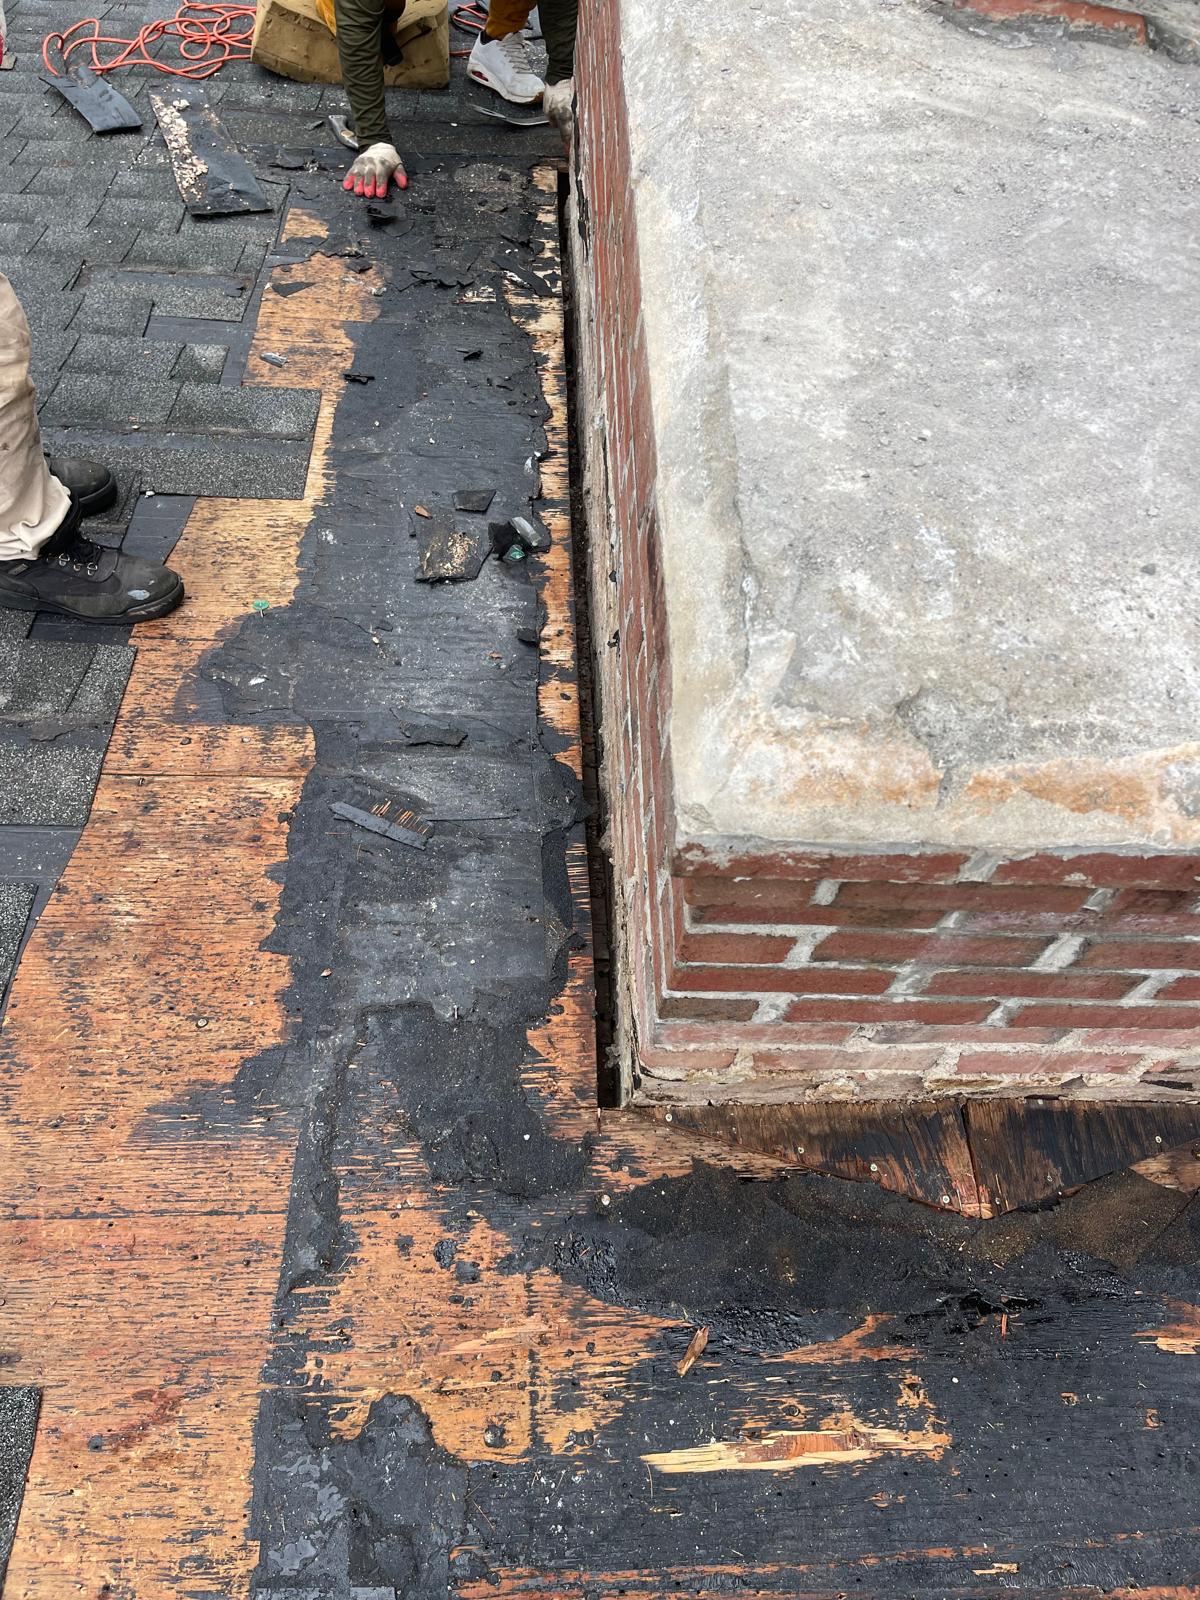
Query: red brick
[[1006, 1003, 1200, 1030], [1070, 1028, 1200, 1049], [673, 846, 970, 882], [834, 881, 1092, 915], [669, 964, 893, 995], [686, 878, 827, 911], [991, 853, 1200, 891], [675, 927, 797, 965], [957, 908, 1200, 937], [1078, 939, 1200, 971], [647, 1038, 933, 1075], [637, 1044, 738, 1074], [658, 995, 760, 1022], [690, 901, 944, 929], [811, 930, 1050, 967], [784, 999, 996, 1025], [868, 1024, 1069, 1045], [654, 1020, 858, 1047], [925, 970, 1134, 1001], [1107, 889, 1200, 917], [949, 0, 1148, 47], [1157, 977, 1200, 1001], [955, 1050, 1144, 1075]]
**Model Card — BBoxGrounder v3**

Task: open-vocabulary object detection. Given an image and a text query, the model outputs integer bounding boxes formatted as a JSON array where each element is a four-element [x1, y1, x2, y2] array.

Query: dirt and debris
[[491, 515, 549, 561], [416, 512, 491, 583], [453, 487, 497, 514], [45, 64, 141, 133], [676, 1326, 709, 1377], [150, 88, 270, 217]]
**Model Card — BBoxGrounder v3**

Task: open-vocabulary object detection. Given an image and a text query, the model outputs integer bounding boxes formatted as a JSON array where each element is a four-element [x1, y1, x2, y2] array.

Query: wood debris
[[676, 1326, 709, 1378]]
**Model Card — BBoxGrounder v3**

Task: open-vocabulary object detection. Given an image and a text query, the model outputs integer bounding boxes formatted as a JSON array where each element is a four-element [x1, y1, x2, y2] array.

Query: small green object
[[251, 599, 269, 614], [502, 544, 527, 564]]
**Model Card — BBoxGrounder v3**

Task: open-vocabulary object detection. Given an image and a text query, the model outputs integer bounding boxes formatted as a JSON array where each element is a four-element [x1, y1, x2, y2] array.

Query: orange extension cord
[[449, 0, 487, 54], [41, 2, 256, 79]]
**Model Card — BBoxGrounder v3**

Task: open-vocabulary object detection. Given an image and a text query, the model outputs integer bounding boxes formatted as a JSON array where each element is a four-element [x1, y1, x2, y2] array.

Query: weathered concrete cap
[[620, 0, 1200, 851]]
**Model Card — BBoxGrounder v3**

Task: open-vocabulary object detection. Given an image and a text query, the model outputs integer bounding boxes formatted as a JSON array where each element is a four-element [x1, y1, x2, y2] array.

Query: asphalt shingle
[[169, 382, 321, 438], [172, 343, 228, 384], [69, 282, 156, 335], [70, 333, 184, 380], [0, 883, 35, 994], [0, 730, 113, 828], [41, 371, 180, 429]]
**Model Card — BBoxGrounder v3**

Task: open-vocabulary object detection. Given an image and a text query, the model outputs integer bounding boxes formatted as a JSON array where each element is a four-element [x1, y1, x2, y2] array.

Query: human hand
[[543, 78, 575, 150], [342, 142, 407, 199]]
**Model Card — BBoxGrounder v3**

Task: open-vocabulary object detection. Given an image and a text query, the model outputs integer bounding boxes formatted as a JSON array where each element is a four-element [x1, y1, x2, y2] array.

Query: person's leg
[[536, 0, 576, 84], [468, 0, 544, 103], [334, 0, 407, 197], [483, 0, 531, 38], [0, 273, 71, 563], [0, 274, 185, 623]]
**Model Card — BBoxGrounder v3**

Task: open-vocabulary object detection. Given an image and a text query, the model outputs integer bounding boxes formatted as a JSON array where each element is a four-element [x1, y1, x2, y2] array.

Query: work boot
[[467, 31, 544, 104], [44, 454, 118, 518], [0, 499, 184, 623]]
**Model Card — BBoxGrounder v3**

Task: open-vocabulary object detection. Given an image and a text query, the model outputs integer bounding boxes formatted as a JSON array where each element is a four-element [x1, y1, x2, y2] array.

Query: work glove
[[543, 77, 575, 151], [343, 142, 407, 199]]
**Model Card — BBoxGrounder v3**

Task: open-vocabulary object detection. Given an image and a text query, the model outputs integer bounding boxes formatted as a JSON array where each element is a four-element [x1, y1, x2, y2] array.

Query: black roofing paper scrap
[[151, 88, 270, 217], [44, 65, 142, 133]]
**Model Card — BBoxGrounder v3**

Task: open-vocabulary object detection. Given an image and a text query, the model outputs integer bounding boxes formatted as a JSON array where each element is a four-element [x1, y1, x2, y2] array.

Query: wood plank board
[[638, 1100, 986, 1215], [967, 1096, 1200, 1212]]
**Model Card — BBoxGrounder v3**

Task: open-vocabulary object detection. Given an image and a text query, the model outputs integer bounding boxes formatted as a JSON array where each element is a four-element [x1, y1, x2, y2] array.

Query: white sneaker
[[467, 32, 545, 105]]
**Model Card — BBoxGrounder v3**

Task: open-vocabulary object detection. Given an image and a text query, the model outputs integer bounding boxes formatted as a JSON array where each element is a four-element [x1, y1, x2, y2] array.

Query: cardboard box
[[250, 0, 449, 88]]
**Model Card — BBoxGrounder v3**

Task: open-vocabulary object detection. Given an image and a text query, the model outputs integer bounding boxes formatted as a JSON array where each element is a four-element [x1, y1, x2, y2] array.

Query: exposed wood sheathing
[[0, 213, 370, 1596]]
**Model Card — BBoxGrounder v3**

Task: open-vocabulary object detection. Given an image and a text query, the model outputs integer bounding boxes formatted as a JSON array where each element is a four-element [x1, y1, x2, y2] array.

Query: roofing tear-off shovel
[[43, 64, 142, 132], [151, 87, 270, 217]]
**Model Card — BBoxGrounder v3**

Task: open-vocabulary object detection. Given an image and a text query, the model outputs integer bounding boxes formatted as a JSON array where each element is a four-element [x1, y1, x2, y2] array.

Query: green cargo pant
[[335, 0, 577, 150]]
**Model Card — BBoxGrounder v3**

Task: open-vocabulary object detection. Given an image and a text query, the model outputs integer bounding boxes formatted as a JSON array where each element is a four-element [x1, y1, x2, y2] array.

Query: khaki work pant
[[0, 273, 70, 562]]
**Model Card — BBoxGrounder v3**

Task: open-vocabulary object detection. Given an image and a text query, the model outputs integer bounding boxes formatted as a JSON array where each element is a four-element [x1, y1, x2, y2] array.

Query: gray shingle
[[69, 282, 156, 335], [38, 223, 139, 265], [12, 136, 87, 169], [0, 641, 130, 723], [106, 167, 193, 202], [0, 882, 35, 992], [68, 643, 135, 718], [41, 371, 179, 429], [0, 195, 58, 228], [141, 278, 252, 321], [0, 642, 94, 718], [0, 221, 45, 255], [0, 613, 34, 644], [172, 343, 227, 384], [92, 195, 185, 235], [125, 230, 247, 273], [0, 729, 110, 827], [28, 330, 79, 394], [169, 382, 320, 438], [39, 426, 314, 499], [70, 332, 184, 379]]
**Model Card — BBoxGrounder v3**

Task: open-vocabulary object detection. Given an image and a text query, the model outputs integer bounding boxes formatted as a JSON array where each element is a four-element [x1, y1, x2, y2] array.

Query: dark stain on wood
[[967, 1096, 1200, 1212], [640, 1099, 985, 1214]]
